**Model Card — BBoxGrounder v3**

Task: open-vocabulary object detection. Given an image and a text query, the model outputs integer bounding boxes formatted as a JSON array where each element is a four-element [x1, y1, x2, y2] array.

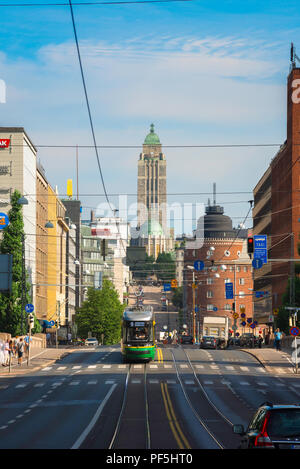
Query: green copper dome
[[144, 123, 160, 145], [140, 219, 164, 236]]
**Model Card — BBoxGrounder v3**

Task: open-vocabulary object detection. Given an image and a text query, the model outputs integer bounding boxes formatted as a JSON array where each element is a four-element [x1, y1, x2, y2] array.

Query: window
[[239, 278, 245, 285], [225, 278, 231, 283], [207, 290, 213, 298], [224, 304, 231, 311], [239, 291, 245, 298], [243, 266, 248, 272], [207, 304, 214, 311], [236, 266, 241, 272], [207, 278, 213, 285]]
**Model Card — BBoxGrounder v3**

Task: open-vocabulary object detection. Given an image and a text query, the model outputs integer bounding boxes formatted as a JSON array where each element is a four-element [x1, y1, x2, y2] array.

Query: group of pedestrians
[[0, 337, 26, 367]]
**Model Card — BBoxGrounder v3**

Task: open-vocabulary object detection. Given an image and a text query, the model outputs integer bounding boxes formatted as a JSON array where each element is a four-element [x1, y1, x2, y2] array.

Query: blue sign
[[195, 307, 199, 313], [49, 320, 55, 327], [254, 235, 267, 264], [25, 303, 34, 313], [252, 258, 263, 269], [241, 321, 246, 326], [0, 213, 9, 230], [225, 282, 234, 299], [290, 327, 300, 337], [163, 283, 171, 292], [213, 306, 218, 312], [194, 260, 204, 271], [250, 323, 256, 329]]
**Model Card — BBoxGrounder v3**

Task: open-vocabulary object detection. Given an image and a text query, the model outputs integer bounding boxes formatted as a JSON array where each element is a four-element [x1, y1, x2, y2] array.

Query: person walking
[[4, 340, 10, 366], [274, 328, 283, 351], [17, 338, 25, 366]]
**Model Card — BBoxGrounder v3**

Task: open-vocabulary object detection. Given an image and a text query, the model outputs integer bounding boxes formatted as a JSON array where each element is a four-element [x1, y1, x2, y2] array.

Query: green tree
[[275, 277, 300, 334], [172, 286, 183, 309], [131, 254, 155, 279], [76, 279, 124, 344], [155, 252, 176, 282], [0, 190, 40, 335]]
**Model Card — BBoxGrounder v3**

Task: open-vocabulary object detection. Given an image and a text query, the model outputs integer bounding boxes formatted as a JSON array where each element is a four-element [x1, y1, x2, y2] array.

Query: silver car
[[85, 338, 99, 347]]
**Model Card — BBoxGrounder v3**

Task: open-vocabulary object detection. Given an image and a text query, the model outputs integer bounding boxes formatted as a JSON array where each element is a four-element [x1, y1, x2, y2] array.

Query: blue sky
[[1, 0, 300, 234]]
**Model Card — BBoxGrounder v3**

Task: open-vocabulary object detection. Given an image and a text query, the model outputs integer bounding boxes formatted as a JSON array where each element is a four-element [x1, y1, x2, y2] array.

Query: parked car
[[228, 337, 241, 347], [239, 333, 258, 348], [180, 335, 194, 345], [85, 337, 99, 347], [200, 336, 218, 349], [233, 402, 300, 449]]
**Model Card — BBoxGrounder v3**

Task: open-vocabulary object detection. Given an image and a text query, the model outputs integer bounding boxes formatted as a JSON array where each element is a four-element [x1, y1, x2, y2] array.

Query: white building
[[0, 127, 36, 303]]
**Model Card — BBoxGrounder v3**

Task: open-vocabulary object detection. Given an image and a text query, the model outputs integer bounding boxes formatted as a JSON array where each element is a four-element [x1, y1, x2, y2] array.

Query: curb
[[240, 349, 272, 373], [0, 350, 72, 378]]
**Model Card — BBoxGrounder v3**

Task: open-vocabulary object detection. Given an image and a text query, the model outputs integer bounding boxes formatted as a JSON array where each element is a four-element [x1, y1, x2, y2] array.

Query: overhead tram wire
[[0, 0, 193, 5]]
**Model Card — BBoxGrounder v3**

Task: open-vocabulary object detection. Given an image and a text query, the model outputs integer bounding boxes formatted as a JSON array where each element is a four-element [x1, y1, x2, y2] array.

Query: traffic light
[[101, 239, 108, 261], [247, 237, 254, 254]]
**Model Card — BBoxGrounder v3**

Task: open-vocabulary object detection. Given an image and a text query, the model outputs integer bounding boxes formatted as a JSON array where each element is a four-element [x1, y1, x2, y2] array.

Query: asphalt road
[[1, 345, 300, 449]]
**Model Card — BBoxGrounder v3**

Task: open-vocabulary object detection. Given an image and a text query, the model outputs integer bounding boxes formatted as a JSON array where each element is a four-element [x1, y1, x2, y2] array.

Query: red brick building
[[253, 60, 300, 313], [183, 203, 253, 338]]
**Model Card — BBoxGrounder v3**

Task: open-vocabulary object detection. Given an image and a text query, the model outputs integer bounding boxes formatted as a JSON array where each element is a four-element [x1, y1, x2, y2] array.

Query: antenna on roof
[[291, 42, 300, 69], [213, 182, 216, 206]]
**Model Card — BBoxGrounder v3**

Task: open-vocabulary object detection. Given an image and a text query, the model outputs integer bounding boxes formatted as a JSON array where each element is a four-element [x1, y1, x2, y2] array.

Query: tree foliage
[[276, 277, 300, 334], [155, 252, 176, 282], [75, 279, 124, 344], [0, 190, 40, 335]]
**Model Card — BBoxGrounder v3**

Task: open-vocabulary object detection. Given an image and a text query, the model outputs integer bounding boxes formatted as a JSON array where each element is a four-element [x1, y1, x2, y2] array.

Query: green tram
[[121, 307, 156, 363]]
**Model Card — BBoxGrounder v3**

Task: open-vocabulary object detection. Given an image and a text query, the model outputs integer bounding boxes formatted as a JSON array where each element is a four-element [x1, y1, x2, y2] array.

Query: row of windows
[[206, 290, 247, 298], [206, 303, 246, 311]]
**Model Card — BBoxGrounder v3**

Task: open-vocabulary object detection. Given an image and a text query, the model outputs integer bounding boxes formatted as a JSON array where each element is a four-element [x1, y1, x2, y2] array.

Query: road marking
[[240, 382, 250, 386], [131, 379, 141, 384], [180, 364, 188, 369], [225, 366, 234, 370], [167, 380, 176, 384], [69, 381, 80, 386], [256, 368, 266, 373], [184, 380, 195, 385], [102, 365, 111, 369], [161, 383, 191, 449], [240, 367, 249, 372], [34, 383, 45, 387], [204, 380, 213, 385], [149, 379, 159, 384], [51, 382, 63, 387], [15, 384, 26, 388], [72, 366, 82, 370], [105, 380, 115, 385], [195, 365, 204, 369], [57, 367, 67, 370], [164, 365, 172, 369], [71, 384, 117, 449], [150, 365, 158, 369], [88, 381, 98, 385], [42, 367, 52, 371], [210, 365, 219, 369], [118, 365, 126, 369], [221, 380, 231, 385], [257, 382, 268, 386], [133, 365, 142, 369]]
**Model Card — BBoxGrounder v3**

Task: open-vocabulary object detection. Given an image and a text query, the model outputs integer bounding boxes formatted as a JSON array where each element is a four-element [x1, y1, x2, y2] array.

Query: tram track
[[171, 347, 238, 449], [108, 363, 151, 449]]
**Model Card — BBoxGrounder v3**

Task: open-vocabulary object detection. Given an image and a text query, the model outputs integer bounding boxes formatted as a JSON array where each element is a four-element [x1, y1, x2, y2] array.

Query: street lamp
[[45, 221, 54, 229], [17, 196, 29, 335]]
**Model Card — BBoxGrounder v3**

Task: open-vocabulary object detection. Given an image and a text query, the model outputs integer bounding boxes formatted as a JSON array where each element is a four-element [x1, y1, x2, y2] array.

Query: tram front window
[[127, 326, 150, 342]]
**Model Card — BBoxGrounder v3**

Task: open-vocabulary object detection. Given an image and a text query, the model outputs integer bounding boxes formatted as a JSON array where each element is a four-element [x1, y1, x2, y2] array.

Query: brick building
[[252, 57, 300, 313], [183, 202, 253, 338]]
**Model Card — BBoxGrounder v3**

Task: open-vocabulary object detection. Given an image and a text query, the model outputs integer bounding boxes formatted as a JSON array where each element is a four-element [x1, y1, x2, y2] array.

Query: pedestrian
[[17, 338, 25, 366], [0, 339, 5, 366], [4, 339, 10, 366], [8, 340, 13, 363], [258, 335, 263, 349], [274, 328, 283, 351]]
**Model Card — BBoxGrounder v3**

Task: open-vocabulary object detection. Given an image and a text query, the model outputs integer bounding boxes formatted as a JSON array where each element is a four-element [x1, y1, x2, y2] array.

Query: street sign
[[0, 213, 9, 230], [225, 282, 234, 299], [241, 313, 246, 318], [194, 260, 204, 271], [192, 283, 197, 289], [273, 308, 279, 316], [241, 321, 246, 326], [250, 323, 256, 329], [290, 327, 300, 336], [254, 235, 267, 264], [163, 283, 171, 292], [213, 306, 218, 312], [247, 318, 252, 324], [252, 258, 263, 269], [233, 313, 239, 319], [171, 279, 178, 288], [49, 320, 55, 327], [25, 303, 34, 313]]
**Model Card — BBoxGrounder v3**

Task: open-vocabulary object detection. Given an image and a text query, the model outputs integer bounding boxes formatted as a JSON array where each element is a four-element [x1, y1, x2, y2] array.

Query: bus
[[121, 307, 156, 363]]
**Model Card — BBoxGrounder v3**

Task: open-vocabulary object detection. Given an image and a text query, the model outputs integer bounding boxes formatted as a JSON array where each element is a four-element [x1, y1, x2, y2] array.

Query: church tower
[[137, 124, 167, 234]]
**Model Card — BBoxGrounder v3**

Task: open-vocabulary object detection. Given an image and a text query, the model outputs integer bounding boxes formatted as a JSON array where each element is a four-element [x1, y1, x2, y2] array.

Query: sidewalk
[[242, 346, 295, 374], [0, 346, 74, 377]]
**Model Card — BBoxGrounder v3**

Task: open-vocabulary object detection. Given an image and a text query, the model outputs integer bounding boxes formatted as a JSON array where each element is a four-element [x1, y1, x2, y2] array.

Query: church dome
[[140, 219, 164, 236], [144, 123, 160, 145], [196, 205, 235, 239]]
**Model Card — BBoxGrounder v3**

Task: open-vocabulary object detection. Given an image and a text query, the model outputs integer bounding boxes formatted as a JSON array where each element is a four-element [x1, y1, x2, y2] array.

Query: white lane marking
[[69, 381, 80, 386], [131, 379, 141, 384], [240, 382, 250, 386], [15, 384, 26, 388], [102, 365, 111, 369], [88, 365, 97, 369], [184, 380, 195, 385], [71, 384, 117, 449], [164, 365, 172, 369], [257, 382, 268, 386], [149, 379, 159, 384], [57, 367, 67, 370], [150, 365, 158, 369], [210, 365, 219, 369], [225, 366, 234, 370], [195, 365, 204, 369], [180, 364, 188, 369], [133, 365, 142, 369], [105, 380, 115, 385], [88, 381, 98, 385], [51, 382, 63, 387], [221, 380, 231, 385], [72, 366, 82, 370], [118, 365, 126, 369], [42, 367, 52, 371], [167, 380, 176, 384], [256, 368, 266, 373], [240, 367, 249, 372], [203, 380, 213, 385]]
